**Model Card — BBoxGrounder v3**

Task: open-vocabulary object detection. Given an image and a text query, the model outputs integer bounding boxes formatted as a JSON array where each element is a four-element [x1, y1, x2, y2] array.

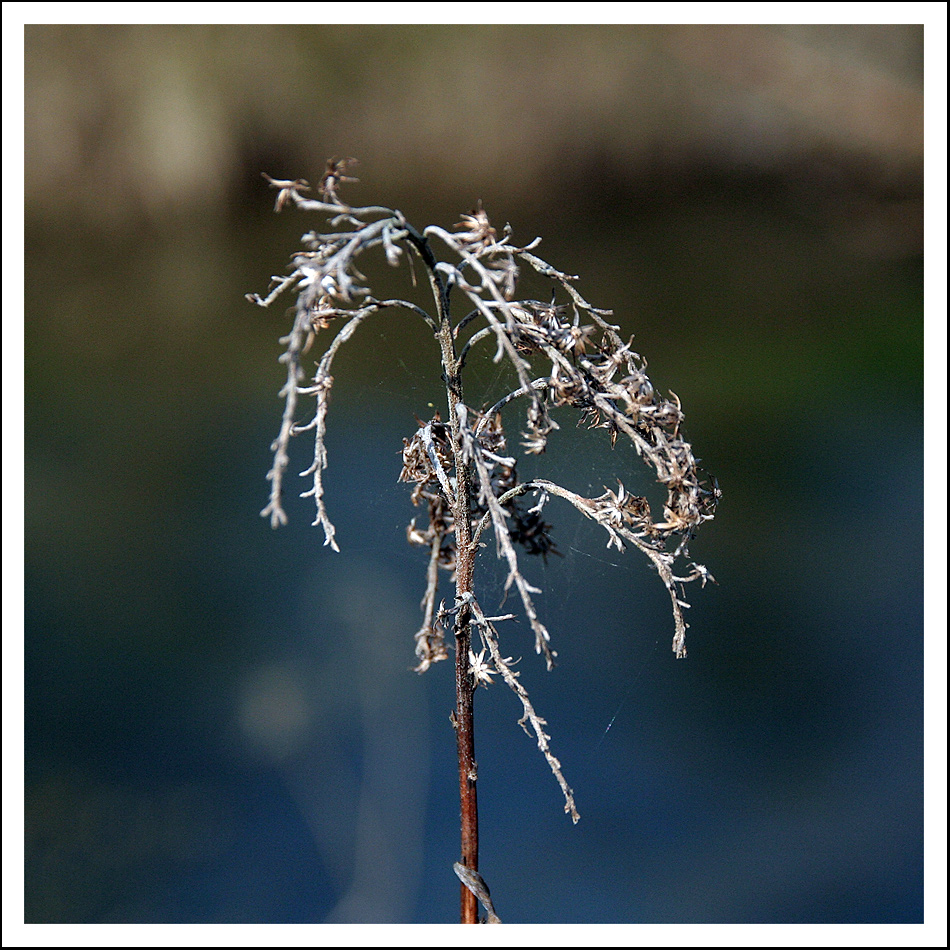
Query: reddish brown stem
[[452, 456, 479, 923], [454, 605, 479, 924], [425, 229, 482, 924]]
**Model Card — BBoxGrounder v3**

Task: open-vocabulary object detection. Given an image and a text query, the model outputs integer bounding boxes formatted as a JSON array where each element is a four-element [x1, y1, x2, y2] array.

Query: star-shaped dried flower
[[454, 201, 498, 251], [469, 649, 496, 687]]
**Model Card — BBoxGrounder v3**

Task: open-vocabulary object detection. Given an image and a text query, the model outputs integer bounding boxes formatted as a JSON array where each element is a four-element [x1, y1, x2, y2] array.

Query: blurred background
[[22, 23, 924, 923]]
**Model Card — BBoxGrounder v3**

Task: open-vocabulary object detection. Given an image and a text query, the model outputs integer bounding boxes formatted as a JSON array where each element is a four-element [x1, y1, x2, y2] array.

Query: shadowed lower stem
[[424, 225, 483, 924], [444, 327, 481, 923], [454, 605, 479, 923]]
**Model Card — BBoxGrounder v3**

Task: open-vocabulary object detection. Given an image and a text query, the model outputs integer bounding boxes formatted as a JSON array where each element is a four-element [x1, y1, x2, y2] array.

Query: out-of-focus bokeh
[[23, 24, 923, 923]]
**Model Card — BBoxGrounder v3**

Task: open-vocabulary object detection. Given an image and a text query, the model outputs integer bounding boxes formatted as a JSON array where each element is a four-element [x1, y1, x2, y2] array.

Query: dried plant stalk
[[249, 161, 719, 922]]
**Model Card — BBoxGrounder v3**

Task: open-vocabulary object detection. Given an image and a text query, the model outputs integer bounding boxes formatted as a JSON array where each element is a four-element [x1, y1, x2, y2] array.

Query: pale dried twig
[[250, 162, 719, 918]]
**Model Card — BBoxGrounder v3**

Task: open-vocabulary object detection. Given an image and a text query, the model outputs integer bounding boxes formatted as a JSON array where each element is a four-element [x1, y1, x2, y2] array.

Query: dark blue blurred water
[[24, 165, 923, 923], [25, 381, 923, 922]]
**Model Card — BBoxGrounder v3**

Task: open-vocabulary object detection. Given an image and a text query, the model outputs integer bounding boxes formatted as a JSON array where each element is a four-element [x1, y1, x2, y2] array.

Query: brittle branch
[[465, 594, 579, 823]]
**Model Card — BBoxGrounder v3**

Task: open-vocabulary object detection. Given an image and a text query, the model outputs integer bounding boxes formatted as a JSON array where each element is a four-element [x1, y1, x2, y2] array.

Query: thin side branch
[[465, 594, 579, 823]]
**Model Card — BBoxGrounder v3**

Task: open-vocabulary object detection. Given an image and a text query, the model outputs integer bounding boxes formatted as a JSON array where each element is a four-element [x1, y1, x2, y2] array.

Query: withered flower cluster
[[249, 162, 718, 820], [400, 408, 558, 673]]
